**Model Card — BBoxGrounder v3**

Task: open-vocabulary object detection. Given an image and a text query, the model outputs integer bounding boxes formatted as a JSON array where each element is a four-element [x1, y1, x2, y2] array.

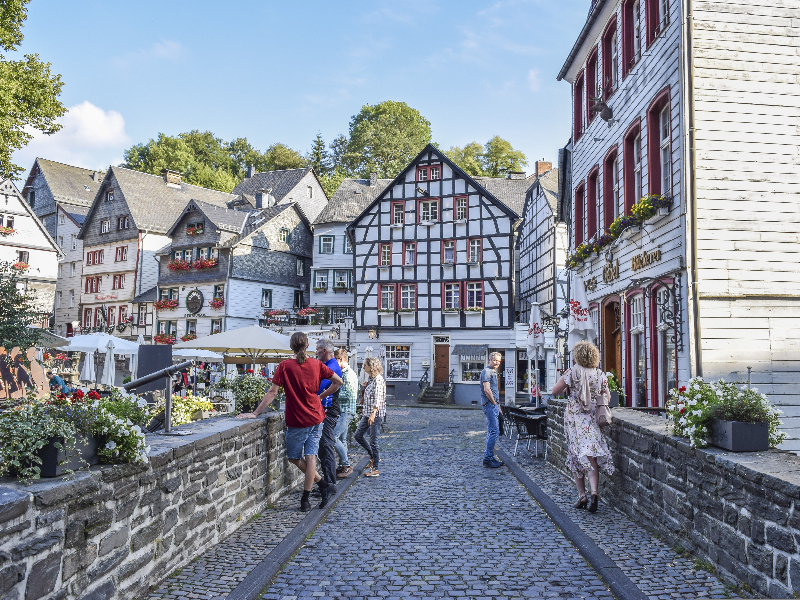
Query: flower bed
[[193, 258, 218, 270], [167, 259, 192, 271], [154, 299, 179, 310], [180, 332, 197, 342], [153, 333, 176, 345], [210, 297, 224, 309], [0, 227, 16, 236]]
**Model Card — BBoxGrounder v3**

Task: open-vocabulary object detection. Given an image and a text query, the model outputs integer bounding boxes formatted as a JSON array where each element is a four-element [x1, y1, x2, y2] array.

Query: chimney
[[246, 165, 255, 178], [161, 169, 183, 187], [535, 160, 552, 176], [507, 171, 526, 180], [91, 171, 100, 182], [369, 172, 377, 187]]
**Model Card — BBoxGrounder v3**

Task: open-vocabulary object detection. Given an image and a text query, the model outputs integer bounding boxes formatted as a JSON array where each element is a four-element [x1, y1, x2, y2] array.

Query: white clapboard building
[[559, 0, 800, 449], [347, 145, 536, 404]]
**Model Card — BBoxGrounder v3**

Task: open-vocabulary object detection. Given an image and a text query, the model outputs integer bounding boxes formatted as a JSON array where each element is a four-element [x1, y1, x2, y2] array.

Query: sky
[[11, 0, 588, 179]]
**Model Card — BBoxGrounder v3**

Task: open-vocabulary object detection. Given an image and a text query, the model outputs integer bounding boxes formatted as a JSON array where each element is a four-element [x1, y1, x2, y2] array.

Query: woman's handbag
[[595, 371, 613, 427]]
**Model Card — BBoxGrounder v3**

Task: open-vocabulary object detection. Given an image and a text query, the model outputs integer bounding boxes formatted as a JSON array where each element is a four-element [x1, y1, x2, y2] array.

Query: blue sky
[[12, 0, 587, 178]]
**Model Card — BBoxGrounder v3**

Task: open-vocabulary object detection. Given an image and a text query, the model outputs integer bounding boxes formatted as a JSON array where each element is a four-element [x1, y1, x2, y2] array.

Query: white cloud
[[528, 68, 541, 91], [111, 40, 187, 69], [12, 101, 131, 176]]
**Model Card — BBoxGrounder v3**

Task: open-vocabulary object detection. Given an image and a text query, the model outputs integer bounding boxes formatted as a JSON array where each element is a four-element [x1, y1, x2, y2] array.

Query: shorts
[[285, 423, 324, 460]]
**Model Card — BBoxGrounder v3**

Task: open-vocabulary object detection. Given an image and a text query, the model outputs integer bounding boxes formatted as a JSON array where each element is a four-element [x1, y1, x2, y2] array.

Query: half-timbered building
[[347, 145, 535, 404], [559, 0, 800, 449]]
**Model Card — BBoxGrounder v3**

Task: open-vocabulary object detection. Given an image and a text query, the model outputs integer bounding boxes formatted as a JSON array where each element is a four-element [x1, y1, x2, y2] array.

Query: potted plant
[[12, 261, 28, 271], [606, 372, 624, 407], [708, 391, 772, 452], [210, 297, 225, 309]]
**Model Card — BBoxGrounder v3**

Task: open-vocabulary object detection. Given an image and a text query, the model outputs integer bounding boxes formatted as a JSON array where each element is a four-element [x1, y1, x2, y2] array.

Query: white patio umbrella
[[172, 325, 291, 361], [567, 271, 597, 349], [57, 332, 138, 355], [80, 350, 96, 383], [172, 349, 224, 362], [527, 303, 546, 406], [130, 334, 145, 379], [100, 339, 116, 386]]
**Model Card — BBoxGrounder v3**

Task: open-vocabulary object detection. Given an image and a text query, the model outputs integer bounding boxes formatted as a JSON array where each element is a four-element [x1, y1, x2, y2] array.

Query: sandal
[[574, 495, 588, 510]]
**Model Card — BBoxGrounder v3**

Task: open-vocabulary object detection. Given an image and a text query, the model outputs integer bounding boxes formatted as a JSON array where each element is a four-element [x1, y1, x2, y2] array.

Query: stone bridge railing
[[0, 413, 302, 600], [546, 399, 800, 598]]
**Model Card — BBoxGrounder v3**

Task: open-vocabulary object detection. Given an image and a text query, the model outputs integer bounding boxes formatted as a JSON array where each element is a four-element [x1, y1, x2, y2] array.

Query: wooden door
[[434, 344, 449, 383], [602, 301, 622, 379]]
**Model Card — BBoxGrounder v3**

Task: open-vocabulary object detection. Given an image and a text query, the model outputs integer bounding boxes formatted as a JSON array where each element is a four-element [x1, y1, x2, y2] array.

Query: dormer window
[[117, 216, 130, 230], [186, 222, 204, 236], [105, 191, 114, 203], [100, 220, 110, 233]]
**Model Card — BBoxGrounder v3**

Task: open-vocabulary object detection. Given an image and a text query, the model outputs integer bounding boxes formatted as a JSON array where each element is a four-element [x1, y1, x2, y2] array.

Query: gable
[[0, 179, 61, 254]]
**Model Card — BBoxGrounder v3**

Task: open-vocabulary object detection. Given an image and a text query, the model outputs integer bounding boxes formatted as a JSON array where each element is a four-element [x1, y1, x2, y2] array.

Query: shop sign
[[186, 289, 204, 314], [505, 366, 515, 387], [584, 276, 598, 292], [631, 248, 662, 271], [603, 260, 620, 283], [94, 294, 118, 301], [183, 313, 208, 318]]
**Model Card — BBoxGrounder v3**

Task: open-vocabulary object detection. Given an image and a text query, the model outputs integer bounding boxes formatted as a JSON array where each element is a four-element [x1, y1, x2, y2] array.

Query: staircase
[[419, 382, 450, 405]]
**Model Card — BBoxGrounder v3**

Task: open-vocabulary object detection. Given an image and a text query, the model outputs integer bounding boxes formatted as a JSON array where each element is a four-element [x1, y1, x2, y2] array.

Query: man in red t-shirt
[[239, 333, 342, 511]]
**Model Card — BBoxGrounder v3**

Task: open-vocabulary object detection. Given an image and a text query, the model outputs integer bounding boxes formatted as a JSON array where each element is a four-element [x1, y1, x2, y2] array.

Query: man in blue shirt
[[47, 371, 70, 395], [480, 353, 504, 468], [315, 339, 342, 506]]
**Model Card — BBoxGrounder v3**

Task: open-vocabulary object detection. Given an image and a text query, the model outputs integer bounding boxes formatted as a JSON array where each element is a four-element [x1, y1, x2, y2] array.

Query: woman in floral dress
[[551, 340, 614, 513]]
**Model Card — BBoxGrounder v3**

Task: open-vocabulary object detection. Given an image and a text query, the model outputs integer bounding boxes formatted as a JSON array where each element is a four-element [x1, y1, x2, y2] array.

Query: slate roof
[[166, 199, 249, 237], [30, 158, 104, 207], [473, 174, 538, 217], [132, 286, 158, 303], [538, 169, 560, 212], [314, 178, 393, 225], [67, 212, 87, 226], [232, 168, 312, 202], [222, 203, 311, 247]]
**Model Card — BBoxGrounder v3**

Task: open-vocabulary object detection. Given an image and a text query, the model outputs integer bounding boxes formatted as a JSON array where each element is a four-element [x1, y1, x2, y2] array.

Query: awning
[[451, 344, 488, 356]]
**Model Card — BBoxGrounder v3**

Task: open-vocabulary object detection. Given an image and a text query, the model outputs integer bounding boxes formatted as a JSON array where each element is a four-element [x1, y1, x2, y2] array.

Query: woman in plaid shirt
[[354, 356, 386, 477]]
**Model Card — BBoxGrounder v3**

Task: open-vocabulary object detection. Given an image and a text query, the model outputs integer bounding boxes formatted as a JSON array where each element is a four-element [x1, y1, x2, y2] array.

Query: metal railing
[[123, 360, 193, 434], [418, 367, 429, 390]]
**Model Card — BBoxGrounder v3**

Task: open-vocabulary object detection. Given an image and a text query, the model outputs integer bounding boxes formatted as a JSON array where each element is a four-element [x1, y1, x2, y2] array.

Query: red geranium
[[246, 369, 254, 374], [87, 390, 101, 400], [71, 389, 85, 402], [679, 386, 686, 393]]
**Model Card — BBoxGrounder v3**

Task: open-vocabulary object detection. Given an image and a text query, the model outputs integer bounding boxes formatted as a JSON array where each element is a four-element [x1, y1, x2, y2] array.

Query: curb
[[226, 455, 371, 600], [496, 447, 648, 600]]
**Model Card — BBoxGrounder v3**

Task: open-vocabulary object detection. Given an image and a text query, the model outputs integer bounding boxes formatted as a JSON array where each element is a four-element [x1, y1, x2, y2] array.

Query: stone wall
[[546, 399, 800, 598], [0, 413, 302, 600]]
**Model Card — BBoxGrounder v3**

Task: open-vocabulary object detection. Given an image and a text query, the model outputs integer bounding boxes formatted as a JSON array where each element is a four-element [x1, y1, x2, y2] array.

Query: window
[[211, 319, 222, 334], [58, 264, 63, 279], [590, 306, 600, 347], [379, 284, 396, 311], [418, 167, 428, 181], [117, 216, 130, 230], [84, 308, 92, 327], [186, 320, 197, 335], [71, 262, 76, 276], [573, 71, 584, 141], [468, 239, 482, 263], [455, 196, 468, 221], [279, 228, 289, 243], [648, 91, 672, 197], [100, 220, 110, 233], [660, 106, 671, 195], [392, 202, 404, 225], [622, 0, 642, 76], [112, 274, 125, 290], [58, 236, 64, 248], [400, 284, 416, 310], [443, 283, 461, 310], [94, 307, 103, 327], [602, 149, 619, 231], [629, 295, 646, 407], [603, 19, 618, 98], [587, 168, 599, 239], [343, 236, 352, 254], [186, 221, 204, 235], [119, 306, 128, 323], [56, 291, 61, 308], [574, 183, 585, 246], [69, 290, 74, 308], [59, 213, 66, 225], [320, 235, 334, 254], [293, 290, 306, 310], [158, 320, 177, 335], [115, 246, 128, 262], [333, 269, 350, 289], [624, 121, 642, 213], [384, 345, 410, 379], [586, 49, 599, 124], [442, 240, 455, 264], [85, 277, 101, 294], [417, 165, 441, 182], [380, 243, 392, 266], [296, 258, 304, 276], [646, 0, 667, 45], [419, 199, 439, 223], [461, 352, 487, 382], [430, 166, 440, 180], [307, 185, 313, 198], [465, 282, 483, 309], [314, 271, 328, 289], [404, 242, 416, 266], [198, 247, 208, 260], [28, 191, 35, 208], [105, 191, 114, 203], [213, 285, 224, 299], [17, 250, 29, 264], [160, 288, 179, 300], [261, 289, 272, 308], [138, 305, 147, 325], [71, 234, 77, 250], [107, 308, 116, 327]]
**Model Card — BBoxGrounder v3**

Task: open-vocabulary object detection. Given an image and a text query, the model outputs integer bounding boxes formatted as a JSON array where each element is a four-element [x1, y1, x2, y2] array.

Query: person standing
[[315, 339, 342, 495], [334, 348, 358, 478], [354, 357, 386, 477], [551, 340, 614, 514], [238, 333, 342, 512], [480, 352, 504, 468]]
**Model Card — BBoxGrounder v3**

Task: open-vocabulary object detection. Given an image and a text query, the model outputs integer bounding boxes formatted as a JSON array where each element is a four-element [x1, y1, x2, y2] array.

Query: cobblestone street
[[149, 408, 738, 600]]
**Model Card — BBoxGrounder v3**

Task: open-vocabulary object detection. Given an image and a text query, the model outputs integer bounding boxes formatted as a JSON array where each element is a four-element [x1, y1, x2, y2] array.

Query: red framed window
[[647, 88, 671, 197], [403, 242, 416, 266], [379, 284, 396, 311], [623, 120, 642, 213], [574, 183, 585, 246], [602, 17, 618, 98], [587, 167, 599, 240], [465, 281, 484, 309], [622, 0, 642, 77], [85, 276, 101, 294], [586, 48, 599, 124], [417, 164, 441, 182], [573, 71, 585, 141], [119, 306, 128, 323], [84, 308, 92, 327], [115, 246, 128, 262], [467, 238, 482, 263], [94, 307, 103, 327], [454, 196, 468, 221], [380, 243, 392, 266], [603, 147, 620, 231], [645, 0, 667, 46], [112, 274, 125, 290], [400, 284, 416, 310], [86, 251, 92, 265], [442, 282, 462, 310], [442, 240, 456, 264], [391, 202, 404, 225], [418, 198, 439, 223]]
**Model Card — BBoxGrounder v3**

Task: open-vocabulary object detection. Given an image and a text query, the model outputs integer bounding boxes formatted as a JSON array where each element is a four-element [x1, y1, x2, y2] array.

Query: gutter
[[557, 0, 608, 81]]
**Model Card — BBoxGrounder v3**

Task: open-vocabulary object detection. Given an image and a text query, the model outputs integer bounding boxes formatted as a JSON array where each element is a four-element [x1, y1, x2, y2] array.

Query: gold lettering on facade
[[585, 277, 598, 292], [631, 248, 662, 271], [602, 260, 620, 283]]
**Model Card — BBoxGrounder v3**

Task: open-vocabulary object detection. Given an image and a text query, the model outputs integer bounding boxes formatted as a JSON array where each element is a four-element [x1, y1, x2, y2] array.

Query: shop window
[[648, 90, 672, 197], [603, 18, 619, 98], [624, 120, 642, 213], [629, 295, 646, 406], [455, 196, 468, 220], [400, 284, 416, 310], [442, 240, 455, 264], [587, 167, 599, 240], [586, 48, 599, 124], [574, 71, 585, 141], [392, 202, 404, 225], [574, 183, 585, 246], [460, 352, 486, 382], [404, 242, 416, 265], [319, 235, 334, 254], [384, 345, 410, 379], [622, 0, 642, 76]]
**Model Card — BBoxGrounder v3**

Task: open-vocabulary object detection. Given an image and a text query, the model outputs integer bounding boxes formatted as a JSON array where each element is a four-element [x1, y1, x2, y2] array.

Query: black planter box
[[37, 434, 100, 477], [709, 419, 768, 452], [609, 391, 620, 408]]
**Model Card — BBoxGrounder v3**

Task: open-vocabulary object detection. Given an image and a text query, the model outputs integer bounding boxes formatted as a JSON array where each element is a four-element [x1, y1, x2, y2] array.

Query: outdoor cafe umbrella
[[172, 325, 291, 362], [57, 332, 138, 355], [172, 349, 224, 362], [79, 351, 96, 383], [131, 334, 145, 379], [100, 339, 116, 387]]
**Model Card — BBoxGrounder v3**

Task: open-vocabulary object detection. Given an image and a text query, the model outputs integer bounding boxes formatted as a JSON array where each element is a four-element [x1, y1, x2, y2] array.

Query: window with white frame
[[280, 228, 290, 243], [430, 166, 440, 180], [296, 258, 304, 276], [320, 235, 333, 254], [70, 262, 76, 276], [633, 0, 641, 61], [465, 282, 483, 309], [343, 236, 352, 254], [186, 320, 197, 335], [59, 213, 66, 225], [455, 196, 468, 220], [56, 291, 61, 308], [610, 27, 619, 90], [392, 203, 404, 225], [400, 284, 415, 310], [138, 305, 147, 325], [613, 154, 621, 219], [633, 132, 643, 201], [211, 319, 222, 334], [404, 242, 415, 265], [120, 306, 127, 324], [115, 246, 128, 262], [261, 289, 272, 308], [58, 264, 63, 278], [100, 220, 110, 233], [658, 0, 669, 29], [419, 200, 438, 222], [58, 236, 64, 248], [198, 247, 208, 260], [112, 274, 125, 290], [84, 308, 92, 327], [660, 105, 671, 196], [71, 234, 77, 250], [107, 308, 115, 326], [384, 345, 410, 379], [314, 271, 328, 289], [380, 285, 395, 311], [105, 191, 114, 203], [307, 185, 313, 198], [468, 239, 481, 263], [442, 240, 455, 264], [117, 215, 130, 230], [380, 244, 391, 266], [444, 283, 460, 310], [334, 269, 349, 289], [590, 306, 600, 346], [17, 250, 28, 264], [158, 320, 177, 335], [630, 295, 646, 406], [69, 290, 74, 308], [213, 285, 224, 298]]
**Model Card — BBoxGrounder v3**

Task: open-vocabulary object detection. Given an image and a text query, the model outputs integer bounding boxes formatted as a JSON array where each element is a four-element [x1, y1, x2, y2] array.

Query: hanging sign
[[185, 290, 204, 314]]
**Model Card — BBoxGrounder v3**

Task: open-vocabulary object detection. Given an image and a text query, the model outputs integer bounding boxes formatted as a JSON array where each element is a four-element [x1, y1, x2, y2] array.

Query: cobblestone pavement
[[262, 408, 609, 599], [497, 436, 736, 600]]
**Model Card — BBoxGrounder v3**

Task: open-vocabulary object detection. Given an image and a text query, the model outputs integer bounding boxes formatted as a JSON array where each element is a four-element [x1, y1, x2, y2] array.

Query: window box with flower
[[312, 286, 328, 293], [153, 333, 176, 345], [193, 258, 218, 270], [0, 227, 15, 236], [185, 225, 204, 236], [154, 299, 179, 311], [210, 297, 225, 309], [263, 308, 290, 324], [12, 262, 28, 271], [167, 259, 192, 271], [180, 333, 197, 342]]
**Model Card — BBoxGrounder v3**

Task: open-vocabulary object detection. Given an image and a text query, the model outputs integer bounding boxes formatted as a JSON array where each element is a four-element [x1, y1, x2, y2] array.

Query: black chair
[[513, 414, 547, 457]]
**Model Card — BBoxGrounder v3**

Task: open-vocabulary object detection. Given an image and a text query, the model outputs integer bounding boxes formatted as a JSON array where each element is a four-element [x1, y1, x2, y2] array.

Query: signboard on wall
[[505, 366, 515, 387]]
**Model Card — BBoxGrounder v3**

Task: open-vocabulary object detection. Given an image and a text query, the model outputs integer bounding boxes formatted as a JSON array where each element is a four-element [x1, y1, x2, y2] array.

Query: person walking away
[[238, 332, 342, 511], [334, 348, 358, 479], [480, 352, 504, 468], [315, 339, 342, 495], [354, 357, 386, 477], [551, 340, 614, 513]]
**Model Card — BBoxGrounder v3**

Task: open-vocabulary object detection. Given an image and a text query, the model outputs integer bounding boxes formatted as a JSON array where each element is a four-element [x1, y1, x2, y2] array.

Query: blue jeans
[[482, 403, 499, 461], [354, 415, 381, 470], [333, 411, 354, 468]]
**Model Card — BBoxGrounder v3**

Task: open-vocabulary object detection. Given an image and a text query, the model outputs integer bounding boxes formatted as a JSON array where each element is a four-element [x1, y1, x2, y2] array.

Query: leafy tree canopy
[[445, 136, 528, 178], [0, 0, 66, 179], [0, 261, 42, 350]]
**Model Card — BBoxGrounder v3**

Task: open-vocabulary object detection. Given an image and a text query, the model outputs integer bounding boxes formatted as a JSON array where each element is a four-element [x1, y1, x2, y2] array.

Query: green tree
[[444, 142, 486, 177], [318, 170, 347, 199], [262, 143, 307, 171], [0, 0, 66, 179], [0, 261, 42, 350], [445, 137, 528, 178], [344, 101, 431, 179], [307, 133, 331, 176]]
